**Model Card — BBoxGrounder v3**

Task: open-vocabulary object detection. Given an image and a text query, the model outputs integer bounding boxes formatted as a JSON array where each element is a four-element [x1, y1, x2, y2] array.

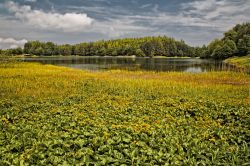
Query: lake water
[[20, 56, 241, 73]]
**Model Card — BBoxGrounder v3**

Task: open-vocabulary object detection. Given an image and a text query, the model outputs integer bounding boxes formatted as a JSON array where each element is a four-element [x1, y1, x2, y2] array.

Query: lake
[[20, 56, 240, 73]]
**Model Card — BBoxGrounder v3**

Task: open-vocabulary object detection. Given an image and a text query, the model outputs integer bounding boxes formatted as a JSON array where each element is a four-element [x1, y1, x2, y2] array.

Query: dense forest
[[20, 36, 199, 57], [0, 23, 249, 59]]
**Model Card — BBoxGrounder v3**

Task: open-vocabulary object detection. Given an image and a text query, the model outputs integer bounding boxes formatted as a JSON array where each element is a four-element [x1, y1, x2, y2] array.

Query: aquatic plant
[[0, 62, 249, 165]]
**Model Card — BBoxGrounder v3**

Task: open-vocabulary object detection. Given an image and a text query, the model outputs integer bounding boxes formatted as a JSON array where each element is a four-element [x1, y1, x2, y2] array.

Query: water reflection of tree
[[23, 57, 245, 73]]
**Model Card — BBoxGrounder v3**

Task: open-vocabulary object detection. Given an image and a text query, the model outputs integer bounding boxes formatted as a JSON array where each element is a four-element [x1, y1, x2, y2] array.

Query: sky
[[0, 0, 249, 49]]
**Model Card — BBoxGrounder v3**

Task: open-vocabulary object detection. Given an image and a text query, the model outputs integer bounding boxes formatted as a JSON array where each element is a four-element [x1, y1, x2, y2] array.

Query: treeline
[[203, 23, 250, 59], [21, 36, 199, 57], [0, 47, 23, 56], [1, 23, 249, 59], [0, 37, 202, 58]]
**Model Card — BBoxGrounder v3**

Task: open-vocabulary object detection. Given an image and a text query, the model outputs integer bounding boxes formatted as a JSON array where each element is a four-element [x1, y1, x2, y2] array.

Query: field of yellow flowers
[[0, 61, 250, 165]]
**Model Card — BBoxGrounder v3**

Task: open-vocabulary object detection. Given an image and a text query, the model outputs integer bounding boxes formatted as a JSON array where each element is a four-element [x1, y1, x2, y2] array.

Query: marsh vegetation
[[0, 61, 249, 165]]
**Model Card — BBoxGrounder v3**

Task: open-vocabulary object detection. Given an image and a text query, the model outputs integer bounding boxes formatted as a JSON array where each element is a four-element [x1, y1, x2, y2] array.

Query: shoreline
[[224, 55, 250, 71], [1, 54, 198, 59]]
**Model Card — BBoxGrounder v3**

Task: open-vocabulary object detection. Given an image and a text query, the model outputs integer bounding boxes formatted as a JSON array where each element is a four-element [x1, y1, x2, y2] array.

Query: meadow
[[0, 61, 250, 165]]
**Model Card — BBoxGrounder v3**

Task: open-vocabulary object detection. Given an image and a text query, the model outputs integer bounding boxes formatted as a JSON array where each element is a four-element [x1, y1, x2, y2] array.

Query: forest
[[0, 23, 249, 59]]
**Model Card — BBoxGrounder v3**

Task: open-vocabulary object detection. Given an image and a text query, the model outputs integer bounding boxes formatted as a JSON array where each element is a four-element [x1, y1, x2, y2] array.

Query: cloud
[[180, 0, 250, 30], [182, 0, 221, 12], [24, 0, 37, 2], [123, 0, 250, 33], [140, 4, 152, 9], [6, 1, 93, 32], [91, 18, 154, 38], [1, 0, 249, 46], [66, 5, 155, 37], [0, 37, 27, 49]]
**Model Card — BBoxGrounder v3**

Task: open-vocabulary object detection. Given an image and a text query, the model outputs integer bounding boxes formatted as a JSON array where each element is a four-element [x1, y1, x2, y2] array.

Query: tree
[[22, 35, 199, 57], [237, 36, 250, 56], [135, 49, 145, 57], [44, 42, 56, 56], [241, 35, 250, 54], [211, 45, 223, 59], [140, 42, 153, 57], [152, 39, 164, 56], [224, 39, 237, 56], [111, 49, 118, 56], [24, 42, 32, 54], [206, 23, 250, 59], [224, 29, 237, 41], [206, 39, 223, 58], [221, 44, 234, 59], [75, 43, 87, 56], [11, 47, 23, 55], [211, 44, 235, 59], [98, 47, 106, 56], [168, 42, 177, 56], [34, 47, 44, 56], [59, 44, 72, 56]]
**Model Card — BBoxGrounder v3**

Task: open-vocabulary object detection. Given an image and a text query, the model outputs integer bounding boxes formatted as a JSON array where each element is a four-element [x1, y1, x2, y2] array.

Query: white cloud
[[125, 0, 250, 32], [89, 16, 155, 38], [0, 37, 27, 49], [1, 0, 249, 46], [181, 0, 250, 30], [6, 1, 93, 32], [140, 4, 152, 9], [152, 4, 159, 13], [182, 0, 222, 12], [24, 0, 37, 2]]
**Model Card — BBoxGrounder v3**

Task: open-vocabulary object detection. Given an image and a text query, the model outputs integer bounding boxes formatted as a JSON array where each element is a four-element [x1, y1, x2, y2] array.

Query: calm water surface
[[20, 56, 241, 73]]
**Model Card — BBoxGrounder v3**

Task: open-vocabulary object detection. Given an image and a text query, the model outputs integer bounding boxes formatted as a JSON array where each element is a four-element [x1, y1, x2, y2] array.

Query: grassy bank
[[0, 61, 250, 165], [224, 55, 250, 71]]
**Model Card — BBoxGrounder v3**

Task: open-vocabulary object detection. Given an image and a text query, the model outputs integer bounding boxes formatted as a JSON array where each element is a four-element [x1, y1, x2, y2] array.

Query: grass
[[0, 61, 250, 165], [224, 55, 250, 71]]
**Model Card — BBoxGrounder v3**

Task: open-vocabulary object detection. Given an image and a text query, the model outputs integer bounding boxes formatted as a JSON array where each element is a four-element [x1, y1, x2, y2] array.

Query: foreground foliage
[[0, 62, 250, 165]]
